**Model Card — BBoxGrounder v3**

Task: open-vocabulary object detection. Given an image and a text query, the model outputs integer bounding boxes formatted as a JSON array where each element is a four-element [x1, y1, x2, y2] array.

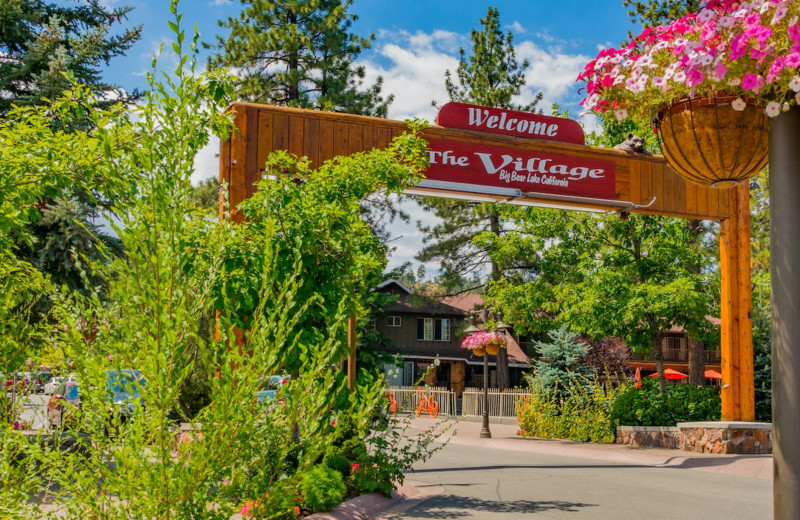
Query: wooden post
[[718, 182, 755, 421], [347, 315, 357, 391]]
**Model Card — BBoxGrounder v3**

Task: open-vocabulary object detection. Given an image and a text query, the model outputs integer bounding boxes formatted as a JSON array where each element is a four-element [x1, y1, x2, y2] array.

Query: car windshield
[[65, 383, 79, 400], [106, 370, 144, 397]]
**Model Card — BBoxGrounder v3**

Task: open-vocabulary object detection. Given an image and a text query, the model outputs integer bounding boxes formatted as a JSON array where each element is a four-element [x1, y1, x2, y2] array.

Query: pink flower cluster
[[460, 331, 506, 350], [579, 0, 800, 125]]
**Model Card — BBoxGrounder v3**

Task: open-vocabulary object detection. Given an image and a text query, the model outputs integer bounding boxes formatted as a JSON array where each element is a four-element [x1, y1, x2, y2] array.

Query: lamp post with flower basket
[[578, 2, 800, 515], [461, 317, 508, 438]]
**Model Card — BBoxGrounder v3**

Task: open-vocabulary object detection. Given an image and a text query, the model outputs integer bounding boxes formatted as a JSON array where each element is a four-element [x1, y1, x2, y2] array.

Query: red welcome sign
[[423, 139, 616, 200], [436, 102, 585, 145]]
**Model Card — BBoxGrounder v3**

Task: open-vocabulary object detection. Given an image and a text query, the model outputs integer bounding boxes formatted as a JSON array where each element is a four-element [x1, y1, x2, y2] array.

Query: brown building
[[374, 280, 531, 395]]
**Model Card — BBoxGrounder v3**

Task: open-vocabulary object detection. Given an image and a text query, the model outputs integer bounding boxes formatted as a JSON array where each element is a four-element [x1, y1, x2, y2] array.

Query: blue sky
[[101, 0, 642, 276]]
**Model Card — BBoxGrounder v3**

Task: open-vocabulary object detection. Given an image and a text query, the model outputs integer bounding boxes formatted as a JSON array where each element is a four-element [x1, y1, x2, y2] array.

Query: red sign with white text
[[436, 102, 585, 145], [424, 139, 616, 199]]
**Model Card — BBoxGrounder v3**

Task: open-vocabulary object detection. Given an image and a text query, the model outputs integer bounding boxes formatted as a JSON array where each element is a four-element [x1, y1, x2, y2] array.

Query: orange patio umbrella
[[649, 368, 688, 380], [634, 367, 642, 388], [704, 369, 722, 379]]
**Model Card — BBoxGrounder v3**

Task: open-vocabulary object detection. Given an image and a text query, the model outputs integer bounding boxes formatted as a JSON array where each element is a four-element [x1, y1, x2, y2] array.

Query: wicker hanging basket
[[485, 341, 502, 355], [655, 96, 770, 188], [473, 347, 485, 357]]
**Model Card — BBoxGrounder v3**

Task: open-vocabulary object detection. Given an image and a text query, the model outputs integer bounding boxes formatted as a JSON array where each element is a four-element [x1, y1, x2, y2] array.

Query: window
[[387, 316, 402, 327], [403, 361, 415, 386], [417, 318, 450, 341]]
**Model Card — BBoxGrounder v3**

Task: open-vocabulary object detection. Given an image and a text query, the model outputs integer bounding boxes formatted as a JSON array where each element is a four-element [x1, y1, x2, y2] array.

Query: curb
[[306, 480, 445, 520]]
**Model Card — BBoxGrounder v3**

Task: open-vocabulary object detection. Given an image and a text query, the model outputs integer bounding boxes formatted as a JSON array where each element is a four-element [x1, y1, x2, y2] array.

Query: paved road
[[391, 419, 772, 520], [12, 393, 50, 430]]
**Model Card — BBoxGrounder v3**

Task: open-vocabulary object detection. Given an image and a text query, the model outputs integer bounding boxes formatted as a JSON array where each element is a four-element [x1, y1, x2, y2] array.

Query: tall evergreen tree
[[209, 0, 391, 116], [2, 1, 140, 322], [418, 7, 543, 391], [0, 0, 141, 114]]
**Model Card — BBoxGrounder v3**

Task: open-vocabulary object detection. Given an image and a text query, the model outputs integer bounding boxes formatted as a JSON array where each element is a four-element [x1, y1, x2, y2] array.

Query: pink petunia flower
[[742, 73, 765, 92]]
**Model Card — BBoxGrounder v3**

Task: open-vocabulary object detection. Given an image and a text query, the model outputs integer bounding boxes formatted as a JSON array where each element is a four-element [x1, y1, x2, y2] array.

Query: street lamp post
[[463, 316, 491, 438]]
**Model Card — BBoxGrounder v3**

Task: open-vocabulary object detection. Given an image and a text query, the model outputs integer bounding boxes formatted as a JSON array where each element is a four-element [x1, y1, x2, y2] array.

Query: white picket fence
[[387, 386, 457, 416], [461, 387, 532, 418]]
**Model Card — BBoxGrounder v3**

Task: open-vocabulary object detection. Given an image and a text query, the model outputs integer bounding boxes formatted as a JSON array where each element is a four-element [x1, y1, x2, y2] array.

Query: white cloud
[[209, 0, 232, 5], [191, 137, 220, 185], [506, 21, 527, 35], [515, 40, 591, 106]]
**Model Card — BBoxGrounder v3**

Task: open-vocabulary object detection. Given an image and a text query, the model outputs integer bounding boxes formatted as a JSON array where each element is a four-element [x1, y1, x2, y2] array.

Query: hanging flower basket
[[461, 331, 506, 356], [577, 0, 800, 188], [656, 95, 770, 187], [485, 339, 504, 355]]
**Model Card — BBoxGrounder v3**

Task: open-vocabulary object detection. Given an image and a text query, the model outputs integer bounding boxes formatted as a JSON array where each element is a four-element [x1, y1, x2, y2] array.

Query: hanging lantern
[[654, 96, 770, 188]]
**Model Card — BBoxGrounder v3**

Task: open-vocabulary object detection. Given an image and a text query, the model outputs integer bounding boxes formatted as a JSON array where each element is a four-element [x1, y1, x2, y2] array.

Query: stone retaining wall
[[616, 426, 681, 449], [616, 422, 772, 454]]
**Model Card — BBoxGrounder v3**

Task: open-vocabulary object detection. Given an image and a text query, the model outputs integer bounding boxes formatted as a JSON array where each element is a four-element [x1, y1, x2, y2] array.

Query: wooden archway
[[221, 102, 754, 421]]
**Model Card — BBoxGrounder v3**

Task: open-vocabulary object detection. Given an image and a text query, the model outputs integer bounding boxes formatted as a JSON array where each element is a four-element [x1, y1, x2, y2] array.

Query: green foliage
[[517, 374, 626, 443], [623, 0, 702, 30], [209, 0, 391, 116], [323, 451, 352, 478], [0, 3, 434, 518], [611, 379, 721, 426], [532, 326, 592, 395], [351, 414, 451, 497], [0, 0, 142, 113], [189, 177, 220, 212], [299, 465, 347, 513]]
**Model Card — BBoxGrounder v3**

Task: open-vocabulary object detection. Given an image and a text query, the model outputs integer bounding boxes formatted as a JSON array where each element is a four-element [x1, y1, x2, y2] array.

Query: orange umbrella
[[704, 369, 722, 379], [634, 367, 642, 388], [649, 368, 688, 380]]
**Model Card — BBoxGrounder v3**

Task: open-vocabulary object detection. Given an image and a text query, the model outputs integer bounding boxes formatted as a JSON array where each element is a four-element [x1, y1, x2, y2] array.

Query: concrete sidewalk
[[408, 416, 773, 480]]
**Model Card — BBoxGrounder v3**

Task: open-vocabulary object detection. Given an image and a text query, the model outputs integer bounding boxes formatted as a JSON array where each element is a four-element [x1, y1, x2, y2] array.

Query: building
[[374, 280, 531, 395]]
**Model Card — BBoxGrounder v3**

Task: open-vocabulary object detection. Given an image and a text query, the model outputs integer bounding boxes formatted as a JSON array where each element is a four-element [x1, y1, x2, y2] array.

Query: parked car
[[257, 375, 288, 406], [44, 374, 76, 395], [34, 372, 53, 394], [47, 380, 80, 428], [47, 370, 146, 429]]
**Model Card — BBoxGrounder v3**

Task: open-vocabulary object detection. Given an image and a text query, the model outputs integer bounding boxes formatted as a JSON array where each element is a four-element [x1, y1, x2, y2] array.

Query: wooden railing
[[461, 387, 532, 418], [387, 386, 457, 416], [630, 348, 721, 364]]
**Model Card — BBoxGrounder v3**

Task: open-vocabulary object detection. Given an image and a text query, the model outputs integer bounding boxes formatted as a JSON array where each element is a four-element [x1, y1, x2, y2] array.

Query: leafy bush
[[517, 375, 624, 443], [610, 379, 721, 427], [298, 465, 347, 513], [323, 452, 352, 478]]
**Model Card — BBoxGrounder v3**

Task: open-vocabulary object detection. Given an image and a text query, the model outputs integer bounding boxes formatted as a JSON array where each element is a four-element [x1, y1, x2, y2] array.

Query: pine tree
[[418, 7, 542, 390], [0, 0, 141, 114], [209, 0, 391, 116], [532, 326, 592, 396]]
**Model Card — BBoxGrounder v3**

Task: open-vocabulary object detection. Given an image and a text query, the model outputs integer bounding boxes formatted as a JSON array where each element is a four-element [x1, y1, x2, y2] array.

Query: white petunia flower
[[732, 98, 747, 111], [765, 102, 781, 117], [728, 77, 742, 86], [673, 71, 687, 83], [789, 76, 800, 92], [615, 109, 628, 121]]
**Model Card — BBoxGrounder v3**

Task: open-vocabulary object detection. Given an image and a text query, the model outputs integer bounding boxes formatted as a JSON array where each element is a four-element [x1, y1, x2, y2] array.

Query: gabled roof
[[375, 279, 413, 294]]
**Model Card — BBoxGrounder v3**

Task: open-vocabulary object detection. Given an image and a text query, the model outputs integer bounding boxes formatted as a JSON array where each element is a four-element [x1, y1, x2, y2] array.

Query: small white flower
[[697, 54, 714, 66], [652, 76, 666, 87], [783, 102, 791, 112], [789, 76, 800, 92], [728, 77, 742, 87], [772, 3, 788, 25], [615, 109, 628, 122], [732, 98, 747, 111], [673, 71, 687, 83], [765, 101, 781, 117]]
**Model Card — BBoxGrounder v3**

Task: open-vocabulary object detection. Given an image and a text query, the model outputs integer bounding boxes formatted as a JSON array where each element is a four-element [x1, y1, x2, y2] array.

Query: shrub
[[298, 465, 347, 513], [610, 379, 721, 427], [323, 451, 352, 478], [516, 375, 625, 443]]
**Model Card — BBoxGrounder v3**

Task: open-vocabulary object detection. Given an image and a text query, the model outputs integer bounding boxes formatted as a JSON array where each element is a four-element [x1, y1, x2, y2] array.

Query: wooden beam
[[719, 183, 755, 421], [347, 315, 357, 391]]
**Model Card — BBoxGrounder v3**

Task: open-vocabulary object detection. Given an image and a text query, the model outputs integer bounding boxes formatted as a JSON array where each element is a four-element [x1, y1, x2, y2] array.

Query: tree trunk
[[688, 337, 706, 386], [489, 211, 509, 392], [651, 335, 667, 393]]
